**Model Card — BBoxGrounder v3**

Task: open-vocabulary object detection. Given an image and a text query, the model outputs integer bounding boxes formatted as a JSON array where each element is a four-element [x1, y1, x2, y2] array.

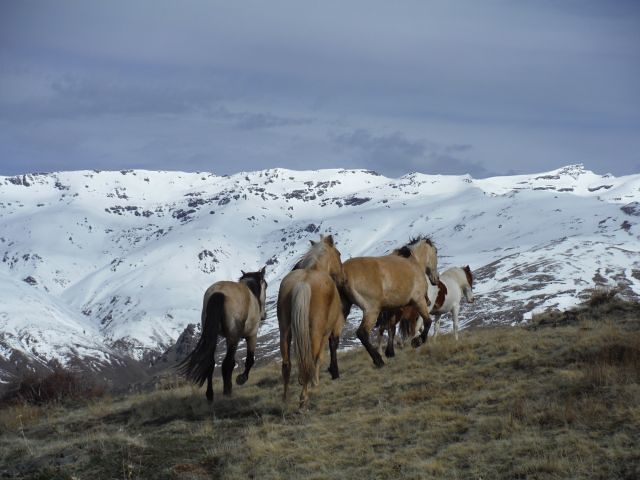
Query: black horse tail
[[178, 292, 224, 386], [339, 287, 353, 321]]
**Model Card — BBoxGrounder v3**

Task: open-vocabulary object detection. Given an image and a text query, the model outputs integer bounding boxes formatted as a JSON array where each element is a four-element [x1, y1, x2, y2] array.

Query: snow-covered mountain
[[1, 164, 639, 384]]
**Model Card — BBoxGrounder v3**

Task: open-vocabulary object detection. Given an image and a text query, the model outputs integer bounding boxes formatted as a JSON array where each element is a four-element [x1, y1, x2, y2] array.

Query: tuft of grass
[[1, 297, 639, 479]]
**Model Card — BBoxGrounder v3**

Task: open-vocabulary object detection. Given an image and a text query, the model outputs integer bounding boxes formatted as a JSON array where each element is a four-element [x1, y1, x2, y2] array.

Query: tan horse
[[178, 267, 267, 403], [341, 236, 439, 367], [278, 235, 345, 408]]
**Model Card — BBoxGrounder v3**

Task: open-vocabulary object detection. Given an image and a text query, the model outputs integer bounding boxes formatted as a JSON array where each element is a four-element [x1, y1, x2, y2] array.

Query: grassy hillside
[[1, 296, 639, 479]]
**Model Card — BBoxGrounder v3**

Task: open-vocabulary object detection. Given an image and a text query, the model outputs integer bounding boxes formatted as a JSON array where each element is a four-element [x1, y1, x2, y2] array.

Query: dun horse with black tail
[[178, 267, 267, 403]]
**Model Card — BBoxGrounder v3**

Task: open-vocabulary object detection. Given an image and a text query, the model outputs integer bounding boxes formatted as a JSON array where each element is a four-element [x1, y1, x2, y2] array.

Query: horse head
[[463, 265, 474, 303], [318, 234, 345, 288], [406, 236, 439, 284], [240, 266, 268, 320]]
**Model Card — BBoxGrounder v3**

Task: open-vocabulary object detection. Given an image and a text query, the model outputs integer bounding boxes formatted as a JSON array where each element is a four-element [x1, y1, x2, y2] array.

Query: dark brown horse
[[341, 236, 438, 367], [278, 235, 345, 408], [178, 267, 267, 402]]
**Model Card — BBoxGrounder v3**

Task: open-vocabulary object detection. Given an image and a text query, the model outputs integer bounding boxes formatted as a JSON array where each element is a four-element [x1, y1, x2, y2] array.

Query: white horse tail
[[291, 282, 314, 386]]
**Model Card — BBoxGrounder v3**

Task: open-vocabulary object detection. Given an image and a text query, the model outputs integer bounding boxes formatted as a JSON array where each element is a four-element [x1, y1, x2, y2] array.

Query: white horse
[[427, 265, 474, 341]]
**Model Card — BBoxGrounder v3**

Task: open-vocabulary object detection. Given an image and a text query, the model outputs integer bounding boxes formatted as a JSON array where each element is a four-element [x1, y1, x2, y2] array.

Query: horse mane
[[405, 235, 434, 248], [393, 236, 434, 258], [239, 271, 265, 304], [394, 246, 412, 258], [463, 265, 473, 287], [293, 241, 327, 270]]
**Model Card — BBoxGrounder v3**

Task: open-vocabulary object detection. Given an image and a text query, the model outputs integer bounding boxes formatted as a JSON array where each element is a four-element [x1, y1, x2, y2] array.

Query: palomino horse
[[375, 305, 425, 358], [427, 265, 474, 341], [341, 236, 439, 367], [178, 267, 267, 402], [278, 235, 345, 408]]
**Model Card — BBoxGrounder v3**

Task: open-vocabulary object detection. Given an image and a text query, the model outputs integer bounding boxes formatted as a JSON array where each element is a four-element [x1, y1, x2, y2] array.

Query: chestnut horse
[[341, 236, 439, 367], [178, 267, 267, 403], [428, 265, 474, 341], [375, 305, 425, 358], [278, 235, 345, 408]]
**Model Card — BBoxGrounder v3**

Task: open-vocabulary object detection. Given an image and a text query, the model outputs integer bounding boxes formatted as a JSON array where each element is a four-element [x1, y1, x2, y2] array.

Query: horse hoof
[[384, 349, 395, 358], [223, 388, 232, 396], [236, 374, 248, 385], [411, 337, 423, 348], [373, 356, 385, 368], [206, 392, 213, 403]]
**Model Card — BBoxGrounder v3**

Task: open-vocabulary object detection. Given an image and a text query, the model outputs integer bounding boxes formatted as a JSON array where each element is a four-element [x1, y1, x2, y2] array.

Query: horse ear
[[241, 269, 246, 276], [309, 240, 316, 246], [260, 266, 266, 275], [324, 234, 334, 246]]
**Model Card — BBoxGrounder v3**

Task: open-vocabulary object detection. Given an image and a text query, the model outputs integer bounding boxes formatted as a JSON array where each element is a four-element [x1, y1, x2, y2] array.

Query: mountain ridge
[[1, 164, 639, 385]]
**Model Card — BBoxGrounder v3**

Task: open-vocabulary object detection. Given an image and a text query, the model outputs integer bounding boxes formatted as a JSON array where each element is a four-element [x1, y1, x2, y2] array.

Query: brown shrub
[[587, 286, 619, 308], [2, 366, 106, 405]]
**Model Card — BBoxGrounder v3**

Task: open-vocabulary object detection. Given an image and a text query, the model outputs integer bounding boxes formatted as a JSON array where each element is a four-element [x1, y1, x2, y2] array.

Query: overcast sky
[[1, 1, 639, 178]]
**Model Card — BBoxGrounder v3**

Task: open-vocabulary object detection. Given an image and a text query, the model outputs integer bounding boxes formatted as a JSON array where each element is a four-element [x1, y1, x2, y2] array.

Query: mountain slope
[[0, 164, 639, 382]]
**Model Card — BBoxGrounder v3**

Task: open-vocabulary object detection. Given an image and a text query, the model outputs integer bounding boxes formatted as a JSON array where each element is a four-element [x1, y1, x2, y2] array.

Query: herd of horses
[[179, 234, 475, 408]]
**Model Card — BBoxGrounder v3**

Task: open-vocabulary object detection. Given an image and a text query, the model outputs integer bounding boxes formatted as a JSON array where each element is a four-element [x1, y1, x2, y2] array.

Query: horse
[[277, 234, 345, 409], [375, 305, 425, 358], [178, 267, 267, 402], [341, 236, 439, 367], [427, 265, 474, 341]]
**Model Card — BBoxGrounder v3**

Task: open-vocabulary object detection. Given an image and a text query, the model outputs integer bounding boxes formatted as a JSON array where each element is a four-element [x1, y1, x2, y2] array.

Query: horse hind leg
[[356, 309, 385, 368], [412, 299, 432, 348], [311, 332, 324, 387], [376, 324, 385, 356], [433, 315, 441, 342], [236, 335, 256, 386], [327, 333, 340, 380], [299, 381, 310, 410], [280, 327, 292, 402], [452, 306, 460, 341], [385, 318, 397, 358], [206, 368, 214, 403], [222, 339, 238, 396]]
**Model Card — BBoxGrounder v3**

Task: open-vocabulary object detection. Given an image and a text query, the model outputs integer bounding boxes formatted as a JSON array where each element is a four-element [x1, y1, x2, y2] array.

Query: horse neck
[[409, 243, 430, 270], [310, 254, 340, 278], [308, 256, 328, 273], [447, 268, 468, 291], [241, 278, 263, 309]]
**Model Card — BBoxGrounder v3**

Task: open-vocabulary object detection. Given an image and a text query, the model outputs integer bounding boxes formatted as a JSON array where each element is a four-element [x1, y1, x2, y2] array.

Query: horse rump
[[177, 292, 224, 386]]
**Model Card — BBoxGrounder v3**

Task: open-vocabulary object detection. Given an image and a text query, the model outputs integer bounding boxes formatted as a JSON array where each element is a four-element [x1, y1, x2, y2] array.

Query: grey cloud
[[213, 107, 314, 131], [333, 129, 428, 164], [0, 1, 638, 177], [332, 129, 494, 178]]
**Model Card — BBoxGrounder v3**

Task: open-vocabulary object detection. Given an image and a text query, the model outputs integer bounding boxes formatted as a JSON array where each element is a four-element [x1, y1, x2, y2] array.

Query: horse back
[[279, 269, 343, 333], [203, 281, 259, 338], [343, 255, 425, 308]]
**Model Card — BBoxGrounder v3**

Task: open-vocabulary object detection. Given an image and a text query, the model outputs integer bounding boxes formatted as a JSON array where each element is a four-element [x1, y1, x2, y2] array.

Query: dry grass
[[1, 298, 639, 479]]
